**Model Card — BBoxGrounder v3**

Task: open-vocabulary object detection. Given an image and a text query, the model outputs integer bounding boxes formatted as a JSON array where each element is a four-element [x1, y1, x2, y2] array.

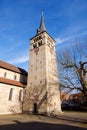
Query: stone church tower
[[23, 13, 61, 115]]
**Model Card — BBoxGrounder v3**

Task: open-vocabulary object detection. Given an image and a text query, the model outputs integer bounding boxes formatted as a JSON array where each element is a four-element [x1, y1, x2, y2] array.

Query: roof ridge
[[0, 60, 27, 75]]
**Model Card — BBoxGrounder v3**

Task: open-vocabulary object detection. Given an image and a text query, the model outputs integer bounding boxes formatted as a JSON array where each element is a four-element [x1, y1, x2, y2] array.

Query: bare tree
[[57, 40, 87, 105]]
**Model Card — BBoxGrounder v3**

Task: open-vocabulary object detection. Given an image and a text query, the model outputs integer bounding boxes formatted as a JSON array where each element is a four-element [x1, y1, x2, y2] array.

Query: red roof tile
[[0, 77, 26, 88], [0, 60, 28, 76]]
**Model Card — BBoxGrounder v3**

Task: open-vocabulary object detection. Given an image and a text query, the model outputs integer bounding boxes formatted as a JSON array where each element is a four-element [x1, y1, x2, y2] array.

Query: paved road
[[0, 112, 87, 130], [55, 111, 87, 123]]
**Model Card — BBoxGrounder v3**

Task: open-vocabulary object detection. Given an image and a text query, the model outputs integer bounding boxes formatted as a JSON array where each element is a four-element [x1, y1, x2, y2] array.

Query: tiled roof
[[0, 60, 28, 76], [0, 77, 26, 88]]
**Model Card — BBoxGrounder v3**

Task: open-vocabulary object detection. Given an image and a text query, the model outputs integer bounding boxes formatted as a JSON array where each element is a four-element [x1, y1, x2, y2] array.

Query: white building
[[0, 60, 27, 114]]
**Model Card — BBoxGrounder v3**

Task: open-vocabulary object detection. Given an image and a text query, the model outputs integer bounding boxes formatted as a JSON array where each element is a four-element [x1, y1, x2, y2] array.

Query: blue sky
[[0, 0, 87, 71]]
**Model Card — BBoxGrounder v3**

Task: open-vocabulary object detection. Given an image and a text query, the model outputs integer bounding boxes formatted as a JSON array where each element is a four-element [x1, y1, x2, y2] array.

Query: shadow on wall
[[0, 121, 86, 130], [23, 83, 58, 114]]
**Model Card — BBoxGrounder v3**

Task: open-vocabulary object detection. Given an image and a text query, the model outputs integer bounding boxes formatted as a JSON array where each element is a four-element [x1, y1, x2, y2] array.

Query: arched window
[[33, 44, 36, 49], [38, 41, 42, 46], [19, 90, 23, 102], [9, 88, 13, 101]]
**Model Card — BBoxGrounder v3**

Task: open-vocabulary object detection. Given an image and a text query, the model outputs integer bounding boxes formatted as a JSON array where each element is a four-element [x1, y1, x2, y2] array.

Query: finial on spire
[[41, 11, 43, 16], [37, 12, 46, 34]]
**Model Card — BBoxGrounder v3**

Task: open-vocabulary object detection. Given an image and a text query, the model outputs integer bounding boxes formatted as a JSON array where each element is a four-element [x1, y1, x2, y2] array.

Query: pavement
[[55, 111, 87, 123], [0, 112, 87, 130]]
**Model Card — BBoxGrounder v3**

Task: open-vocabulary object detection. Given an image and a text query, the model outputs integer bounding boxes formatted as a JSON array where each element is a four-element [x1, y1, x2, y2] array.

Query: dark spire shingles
[[37, 12, 46, 34]]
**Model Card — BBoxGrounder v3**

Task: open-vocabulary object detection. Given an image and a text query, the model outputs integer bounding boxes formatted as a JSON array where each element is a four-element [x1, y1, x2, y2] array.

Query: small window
[[40, 81, 42, 83], [9, 88, 13, 101], [14, 75, 16, 80], [33, 43, 37, 49], [38, 41, 42, 46], [33, 44, 36, 49], [19, 90, 23, 102], [4, 72, 7, 78], [39, 35, 42, 39], [38, 42, 40, 46]]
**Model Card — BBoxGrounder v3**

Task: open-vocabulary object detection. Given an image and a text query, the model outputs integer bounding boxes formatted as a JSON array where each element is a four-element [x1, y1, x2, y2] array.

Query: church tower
[[24, 13, 61, 115]]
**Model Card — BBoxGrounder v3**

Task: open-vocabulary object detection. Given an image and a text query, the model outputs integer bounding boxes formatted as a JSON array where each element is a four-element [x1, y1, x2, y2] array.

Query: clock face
[[35, 47, 39, 55]]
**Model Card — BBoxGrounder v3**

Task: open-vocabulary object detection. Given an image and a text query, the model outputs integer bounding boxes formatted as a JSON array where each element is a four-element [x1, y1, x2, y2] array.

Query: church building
[[0, 13, 61, 115], [0, 60, 27, 114], [23, 13, 61, 115]]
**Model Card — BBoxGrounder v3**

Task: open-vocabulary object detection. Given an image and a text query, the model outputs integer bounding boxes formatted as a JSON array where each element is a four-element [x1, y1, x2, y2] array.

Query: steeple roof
[[37, 12, 46, 34], [30, 13, 55, 41]]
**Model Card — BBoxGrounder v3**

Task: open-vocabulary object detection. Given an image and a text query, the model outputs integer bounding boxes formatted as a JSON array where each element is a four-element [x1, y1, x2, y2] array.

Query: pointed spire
[[37, 12, 46, 34]]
